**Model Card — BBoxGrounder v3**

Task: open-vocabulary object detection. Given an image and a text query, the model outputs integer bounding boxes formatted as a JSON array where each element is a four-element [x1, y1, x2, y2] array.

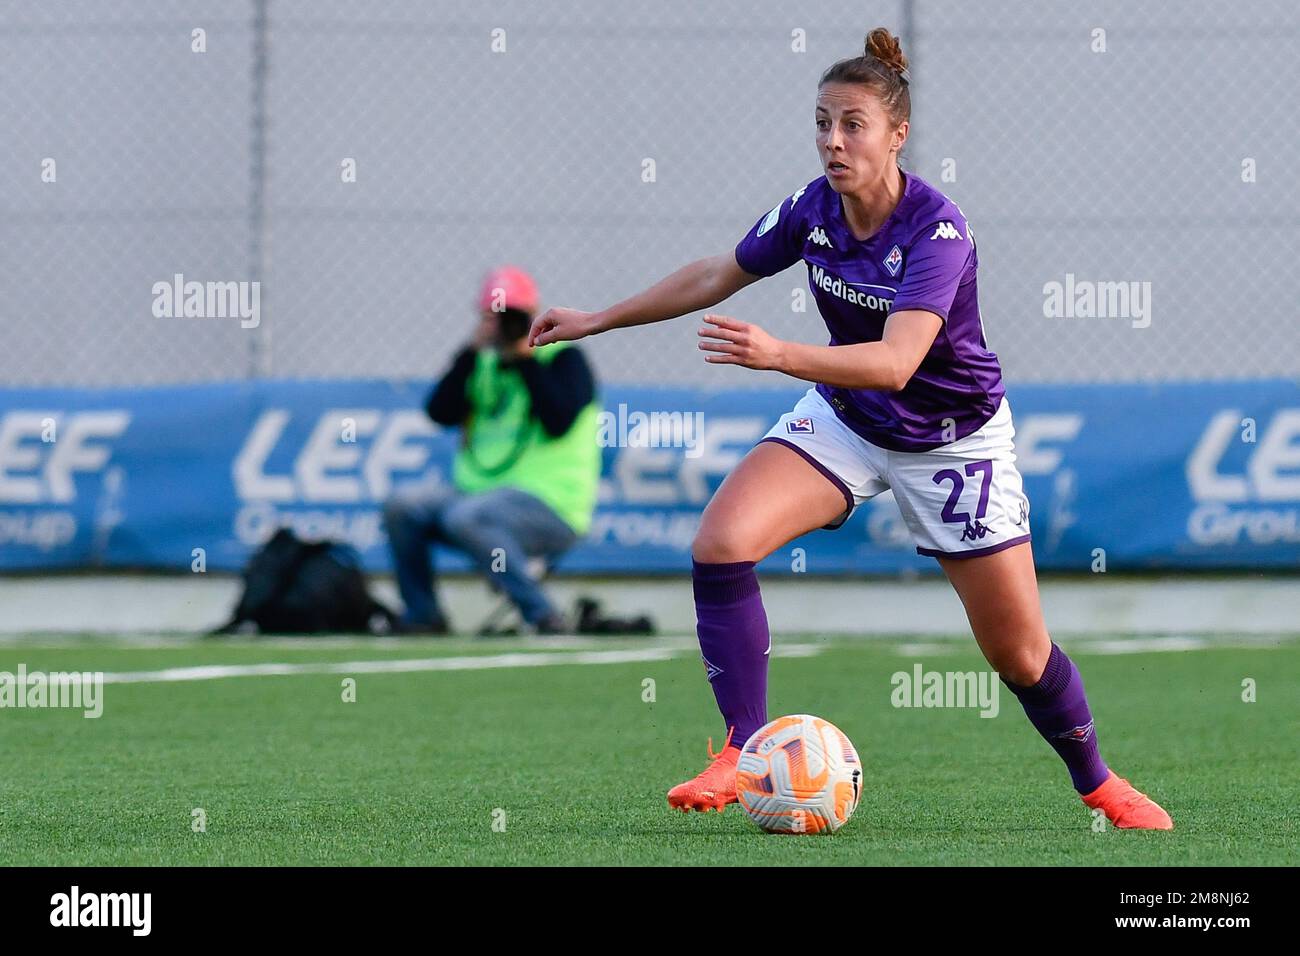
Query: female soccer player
[[529, 28, 1172, 829]]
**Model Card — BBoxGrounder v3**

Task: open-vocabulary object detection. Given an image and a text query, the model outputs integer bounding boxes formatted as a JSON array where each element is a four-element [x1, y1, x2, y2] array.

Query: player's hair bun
[[819, 27, 912, 125], [864, 28, 908, 80]]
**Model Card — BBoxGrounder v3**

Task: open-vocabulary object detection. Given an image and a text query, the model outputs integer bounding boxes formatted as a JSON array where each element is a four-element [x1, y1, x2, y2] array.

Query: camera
[[494, 308, 532, 345]]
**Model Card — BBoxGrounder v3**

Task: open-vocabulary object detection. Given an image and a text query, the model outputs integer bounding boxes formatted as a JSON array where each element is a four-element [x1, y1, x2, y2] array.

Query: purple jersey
[[734, 170, 1004, 452]]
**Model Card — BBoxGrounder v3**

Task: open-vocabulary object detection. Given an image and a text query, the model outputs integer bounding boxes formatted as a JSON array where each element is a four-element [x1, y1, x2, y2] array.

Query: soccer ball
[[736, 714, 862, 834]]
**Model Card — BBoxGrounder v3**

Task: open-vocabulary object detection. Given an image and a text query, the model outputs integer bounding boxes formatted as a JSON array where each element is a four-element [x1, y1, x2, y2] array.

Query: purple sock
[[1003, 642, 1110, 794], [693, 559, 770, 749]]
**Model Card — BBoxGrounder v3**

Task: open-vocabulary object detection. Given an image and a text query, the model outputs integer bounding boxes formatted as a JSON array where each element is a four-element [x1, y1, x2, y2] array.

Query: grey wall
[[2, 0, 1296, 388]]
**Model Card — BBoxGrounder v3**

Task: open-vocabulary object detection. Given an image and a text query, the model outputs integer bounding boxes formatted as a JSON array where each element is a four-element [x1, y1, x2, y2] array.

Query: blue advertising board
[[1, 379, 1296, 575]]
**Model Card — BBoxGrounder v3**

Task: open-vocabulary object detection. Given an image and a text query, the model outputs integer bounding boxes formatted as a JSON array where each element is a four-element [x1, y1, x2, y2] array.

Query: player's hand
[[698, 314, 787, 372], [529, 307, 598, 346]]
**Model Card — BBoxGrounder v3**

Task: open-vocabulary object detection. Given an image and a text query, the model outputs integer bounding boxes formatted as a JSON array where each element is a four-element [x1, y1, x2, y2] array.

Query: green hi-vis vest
[[452, 342, 600, 536]]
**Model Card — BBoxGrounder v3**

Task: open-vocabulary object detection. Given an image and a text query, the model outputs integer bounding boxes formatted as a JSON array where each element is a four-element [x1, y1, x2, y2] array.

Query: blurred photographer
[[383, 266, 599, 635]]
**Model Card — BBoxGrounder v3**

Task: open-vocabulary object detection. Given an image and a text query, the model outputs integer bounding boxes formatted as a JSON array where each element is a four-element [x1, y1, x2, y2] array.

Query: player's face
[[815, 83, 907, 193]]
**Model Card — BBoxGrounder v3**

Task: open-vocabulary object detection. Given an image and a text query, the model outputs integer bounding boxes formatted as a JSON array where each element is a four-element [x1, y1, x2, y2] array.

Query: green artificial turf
[[0, 635, 1294, 865]]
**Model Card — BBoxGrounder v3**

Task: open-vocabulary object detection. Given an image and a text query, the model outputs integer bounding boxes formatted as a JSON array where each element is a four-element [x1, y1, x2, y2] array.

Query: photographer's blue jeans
[[383, 484, 577, 627]]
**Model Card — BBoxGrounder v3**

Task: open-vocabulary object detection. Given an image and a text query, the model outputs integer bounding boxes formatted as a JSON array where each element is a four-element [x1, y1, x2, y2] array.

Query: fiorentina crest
[[883, 244, 903, 276]]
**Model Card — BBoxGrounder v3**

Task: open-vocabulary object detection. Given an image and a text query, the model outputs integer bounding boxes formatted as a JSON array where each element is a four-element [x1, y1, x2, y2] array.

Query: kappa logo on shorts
[[786, 417, 815, 434], [883, 244, 903, 276], [960, 519, 990, 542]]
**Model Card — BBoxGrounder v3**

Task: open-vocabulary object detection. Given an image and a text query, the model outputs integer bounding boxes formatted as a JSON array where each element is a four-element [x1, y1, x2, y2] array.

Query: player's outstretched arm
[[528, 252, 759, 346]]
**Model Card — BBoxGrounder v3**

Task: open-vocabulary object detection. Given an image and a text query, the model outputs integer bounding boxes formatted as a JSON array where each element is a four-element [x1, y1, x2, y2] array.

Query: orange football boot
[[1081, 770, 1174, 830], [667, 728, 741, 813]]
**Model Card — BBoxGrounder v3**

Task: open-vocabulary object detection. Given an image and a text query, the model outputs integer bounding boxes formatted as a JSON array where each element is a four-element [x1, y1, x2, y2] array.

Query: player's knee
[[993, 647, 1049, 688], [691, 527, 759, 564]]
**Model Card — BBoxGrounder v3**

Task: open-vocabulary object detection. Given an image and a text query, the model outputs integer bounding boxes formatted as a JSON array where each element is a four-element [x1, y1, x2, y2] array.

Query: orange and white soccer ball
[[736, 714, 862, 834]]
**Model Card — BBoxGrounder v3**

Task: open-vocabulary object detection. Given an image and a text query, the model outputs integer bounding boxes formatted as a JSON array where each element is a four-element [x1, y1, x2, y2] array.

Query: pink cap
[[478, 265, 539, 315]]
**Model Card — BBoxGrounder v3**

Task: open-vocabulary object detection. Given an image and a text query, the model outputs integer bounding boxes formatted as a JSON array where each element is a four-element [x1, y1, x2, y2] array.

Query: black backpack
[[214, 528, 398, 635]]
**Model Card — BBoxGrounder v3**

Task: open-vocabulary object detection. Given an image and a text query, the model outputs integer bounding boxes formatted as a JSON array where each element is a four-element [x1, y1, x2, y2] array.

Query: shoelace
[[706, 725, 737, 760]]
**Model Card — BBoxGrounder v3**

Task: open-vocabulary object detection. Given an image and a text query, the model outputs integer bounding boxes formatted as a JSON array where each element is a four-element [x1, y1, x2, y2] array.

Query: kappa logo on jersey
[[786, 417, 815, 434], [806, 226, 833, 248], [930, 221, 963, 240], [790, 184, 807, 207], [883, 244, 903, 276]]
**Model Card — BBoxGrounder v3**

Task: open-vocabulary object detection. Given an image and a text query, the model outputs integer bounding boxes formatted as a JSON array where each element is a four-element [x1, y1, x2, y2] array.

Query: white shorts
[[759, 388, 1032, 559]]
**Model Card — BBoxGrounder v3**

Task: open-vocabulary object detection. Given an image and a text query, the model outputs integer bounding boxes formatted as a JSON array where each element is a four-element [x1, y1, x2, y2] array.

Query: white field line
[[895, 635, 1292, 657], [0, 634, 701, 650], [94, 643, 824, 685], [1081, 636, 1209, 654]]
